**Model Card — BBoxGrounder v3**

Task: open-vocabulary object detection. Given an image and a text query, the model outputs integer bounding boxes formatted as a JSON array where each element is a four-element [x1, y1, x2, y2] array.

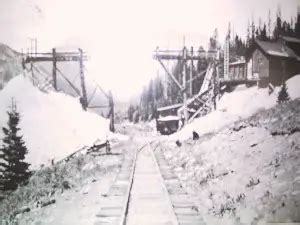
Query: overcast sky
[[0, 0, 299, 101]]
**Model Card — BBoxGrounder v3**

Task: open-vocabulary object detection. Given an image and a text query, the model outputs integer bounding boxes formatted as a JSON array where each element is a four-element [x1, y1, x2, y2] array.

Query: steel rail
[[119, 143, 148, 225], [119, 141, 179, 225]]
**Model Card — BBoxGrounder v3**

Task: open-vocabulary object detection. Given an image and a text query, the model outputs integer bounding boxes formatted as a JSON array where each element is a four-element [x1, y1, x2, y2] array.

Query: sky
[[0, 0, 299, 101]]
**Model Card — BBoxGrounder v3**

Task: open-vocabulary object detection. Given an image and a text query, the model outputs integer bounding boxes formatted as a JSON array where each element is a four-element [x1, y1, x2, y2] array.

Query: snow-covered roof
[[157, 103, 183, 112], [282, 36, 300, 44], [256, 40, 298, 59], [267, 50, 289, 57], [229, 60, 246, 66], [157, 115, 180, 122]]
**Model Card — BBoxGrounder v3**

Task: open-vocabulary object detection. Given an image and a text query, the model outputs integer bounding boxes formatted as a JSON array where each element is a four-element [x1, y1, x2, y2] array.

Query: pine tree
[[273, 5, 282, 40], [295, 12, 300, 38], [0, 100, 31, 191], [260, 24, 268, 41], [246, 20, 251, 47], [268, 9, 272, 40], [127, 104, 135, 122], [277, 82, 290, 103]]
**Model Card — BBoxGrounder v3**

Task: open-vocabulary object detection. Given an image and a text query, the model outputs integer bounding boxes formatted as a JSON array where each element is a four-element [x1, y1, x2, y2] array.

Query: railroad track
[[94, 141, 204, 225]]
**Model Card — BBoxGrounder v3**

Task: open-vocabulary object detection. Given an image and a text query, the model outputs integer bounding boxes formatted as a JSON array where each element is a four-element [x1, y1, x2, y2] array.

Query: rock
[[193, 131, 200, 140], [41, 199, 56, 208], [175, 140, 182, 147]]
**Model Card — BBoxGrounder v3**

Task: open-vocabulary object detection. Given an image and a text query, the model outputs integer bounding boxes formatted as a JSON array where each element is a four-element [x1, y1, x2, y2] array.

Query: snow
[[157, 115, 180, 122], [171, 85, 277, 141], [157, 103, 182, 112], [229, 60, 246, 66], [171, 75, 300, 141], [0, 74, 111, 167], [267, 50, 289, 57], [161, 113, 300, 224], [286, 75, 300, 100]]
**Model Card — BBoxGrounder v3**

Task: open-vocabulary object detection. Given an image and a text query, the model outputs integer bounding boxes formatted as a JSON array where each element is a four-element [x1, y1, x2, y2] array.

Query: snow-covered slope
[[0, 75, 110, 167], [160, 74, 300, 224], [0, 43, 22, 89], [161, 99, 300, 224], [171, 75, 300, 141]]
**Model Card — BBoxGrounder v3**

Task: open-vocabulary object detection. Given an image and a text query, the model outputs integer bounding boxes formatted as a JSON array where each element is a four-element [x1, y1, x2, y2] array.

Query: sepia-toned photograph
[[0, 0, 300, 224]]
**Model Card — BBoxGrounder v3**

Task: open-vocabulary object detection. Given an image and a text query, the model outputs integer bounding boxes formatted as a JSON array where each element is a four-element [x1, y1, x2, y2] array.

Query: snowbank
[[286, 74, 300, 100], [0, 75, 110, 167], [162, 99, 300, 224], [171, 75, 300, 141]]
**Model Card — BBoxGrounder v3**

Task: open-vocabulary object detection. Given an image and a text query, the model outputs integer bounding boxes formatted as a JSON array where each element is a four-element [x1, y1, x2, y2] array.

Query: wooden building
[[246, 36, 300, 86], [156, 103, 182, 135], [228, 59, 247, 81]]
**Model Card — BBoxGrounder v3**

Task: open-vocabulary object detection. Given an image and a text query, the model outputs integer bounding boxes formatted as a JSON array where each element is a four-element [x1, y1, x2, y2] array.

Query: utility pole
[[108, 90, 115, 132], [182, 47, 188, 125], [79, 48, 88, 110], [31, 62, 35, 85], [224, 36, 229, 80], [34, 38, 37, 56], [190, 46, 194, 96], [52, 48, 57, 91]]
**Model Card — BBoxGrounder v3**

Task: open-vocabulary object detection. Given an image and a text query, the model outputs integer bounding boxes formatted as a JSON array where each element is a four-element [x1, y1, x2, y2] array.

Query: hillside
[[159, 77, 300, 224], [0, 43, 22, 89]]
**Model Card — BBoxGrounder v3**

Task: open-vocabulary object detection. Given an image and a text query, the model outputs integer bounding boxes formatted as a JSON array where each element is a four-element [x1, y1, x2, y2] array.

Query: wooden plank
[[87, 87, 98, 105], [88, 105, 109, 109], [79, 48, 88, 110], [154, 54, 210, 61], [157, 58, 183, 91], [24, 55, 88, 63], [186, 70, 206, 84], [52, 48, 57, 90]]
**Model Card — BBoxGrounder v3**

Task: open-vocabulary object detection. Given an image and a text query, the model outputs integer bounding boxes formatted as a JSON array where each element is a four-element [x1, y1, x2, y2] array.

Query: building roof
[[157, 103, 183, 112], [157, 115, 180, 122], [229, 59, 246, 66], [282, 36, 300, 44], [255, 39, 299, 59]]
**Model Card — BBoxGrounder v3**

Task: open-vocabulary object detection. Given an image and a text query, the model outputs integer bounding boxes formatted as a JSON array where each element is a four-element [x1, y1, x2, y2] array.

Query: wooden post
[[79, 48, 88, 110], [213, 63, 217, 110], [216, 58, 220, 103], [35, 38, 37, 56], [183, 47, 188, 124], [190, 46, 194, 96], [224, 36, 229, 80], [52, 48, 57, 90], [31, 62, 35, 86], [108, 90, 115, 132]]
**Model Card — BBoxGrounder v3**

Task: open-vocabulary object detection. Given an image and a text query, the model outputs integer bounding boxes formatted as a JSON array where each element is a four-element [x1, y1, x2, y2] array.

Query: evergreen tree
[[273, 5, 282, 40], [295, 13, 300, 38], [277, 82, 290, 103], [246, 21, 251, 47], [208, 28, 218, 51], [260, 24, 268, 41], [147, 80, 155, 120], [0, 100, 31, 191], [268, 9, 272, 39], [251, 20, 256, 44], [127, 104, 135, 122]]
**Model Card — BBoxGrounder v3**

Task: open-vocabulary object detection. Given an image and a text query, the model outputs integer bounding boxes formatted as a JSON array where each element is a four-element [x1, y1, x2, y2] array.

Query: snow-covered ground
[[0, 74, 114, 167], [171, 75, 300, 141], [159, 75, 300, 224]]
